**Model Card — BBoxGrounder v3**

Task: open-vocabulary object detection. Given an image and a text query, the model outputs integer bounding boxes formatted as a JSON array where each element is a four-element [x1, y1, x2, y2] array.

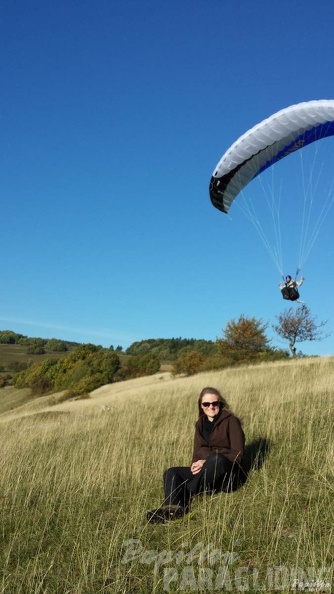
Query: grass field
[[0, 358, 333, 593], [0, 344, 76, 374]]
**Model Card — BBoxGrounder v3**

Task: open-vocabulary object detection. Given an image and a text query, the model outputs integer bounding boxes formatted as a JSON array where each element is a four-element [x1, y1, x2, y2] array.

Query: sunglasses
[[201, 401, 220, 408]]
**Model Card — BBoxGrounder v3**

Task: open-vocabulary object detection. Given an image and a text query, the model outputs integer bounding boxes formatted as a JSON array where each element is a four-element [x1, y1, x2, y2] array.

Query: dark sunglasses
[[201, 401, 220, 408]]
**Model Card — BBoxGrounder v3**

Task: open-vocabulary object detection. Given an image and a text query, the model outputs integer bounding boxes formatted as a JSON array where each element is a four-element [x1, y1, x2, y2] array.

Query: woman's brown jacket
[[192, 408, 245, 465]]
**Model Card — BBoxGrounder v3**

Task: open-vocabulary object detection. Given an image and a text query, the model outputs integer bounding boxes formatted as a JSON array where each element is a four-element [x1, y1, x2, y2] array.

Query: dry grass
[[0, 358, 333, 593]]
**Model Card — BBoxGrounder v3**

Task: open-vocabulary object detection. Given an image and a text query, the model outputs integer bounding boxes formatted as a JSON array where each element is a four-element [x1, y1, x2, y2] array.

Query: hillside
[[0, 357, 333, 593], [0, 343, 71, 367]]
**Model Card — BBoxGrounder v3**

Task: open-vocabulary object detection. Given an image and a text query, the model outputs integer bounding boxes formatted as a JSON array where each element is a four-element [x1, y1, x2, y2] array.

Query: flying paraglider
[[209, 100, 334, 214], [279, 274, 304, 302], [209, 100, 334, 295]]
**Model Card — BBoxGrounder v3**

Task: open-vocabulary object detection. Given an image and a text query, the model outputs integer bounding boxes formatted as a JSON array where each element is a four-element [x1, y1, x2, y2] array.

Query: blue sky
[[1, 0, 334, 355]]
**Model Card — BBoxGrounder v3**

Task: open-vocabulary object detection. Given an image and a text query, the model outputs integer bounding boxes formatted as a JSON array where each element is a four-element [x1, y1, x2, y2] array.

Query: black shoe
[[146, 508, 167, 524], [146, 505, 186, 524]]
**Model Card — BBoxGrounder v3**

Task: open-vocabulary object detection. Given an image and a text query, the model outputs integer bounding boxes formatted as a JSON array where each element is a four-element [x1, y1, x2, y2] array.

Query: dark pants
[[163, 453, 235, 508], [281, 286, 299, 301]]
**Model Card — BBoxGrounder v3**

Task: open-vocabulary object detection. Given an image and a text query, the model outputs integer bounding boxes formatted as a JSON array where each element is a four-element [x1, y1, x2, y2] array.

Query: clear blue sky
[[1, 0, 334, 355]]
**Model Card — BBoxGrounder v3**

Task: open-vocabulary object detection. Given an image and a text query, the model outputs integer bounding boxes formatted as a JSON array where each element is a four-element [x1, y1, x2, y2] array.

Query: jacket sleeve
[[225, 416, 245, 464], [296, 277, 304, 287], [192, 421, 211, 463]]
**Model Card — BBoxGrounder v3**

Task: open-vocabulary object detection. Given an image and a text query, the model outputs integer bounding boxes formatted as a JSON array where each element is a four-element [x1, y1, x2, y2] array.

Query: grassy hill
[[0, 386, 32, 415], [0, 357, 333, 593]]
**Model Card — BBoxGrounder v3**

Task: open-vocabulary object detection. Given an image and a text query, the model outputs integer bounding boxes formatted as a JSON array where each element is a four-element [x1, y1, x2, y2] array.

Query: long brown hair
[[197, 386, 229, 418]]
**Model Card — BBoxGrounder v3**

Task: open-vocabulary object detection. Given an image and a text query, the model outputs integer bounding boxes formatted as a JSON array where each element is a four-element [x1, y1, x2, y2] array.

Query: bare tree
[[273, 305, 329, 357]]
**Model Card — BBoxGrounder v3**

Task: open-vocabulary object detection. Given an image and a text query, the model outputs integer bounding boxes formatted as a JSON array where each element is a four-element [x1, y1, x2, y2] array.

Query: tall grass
[[0, 358, 333, 593]]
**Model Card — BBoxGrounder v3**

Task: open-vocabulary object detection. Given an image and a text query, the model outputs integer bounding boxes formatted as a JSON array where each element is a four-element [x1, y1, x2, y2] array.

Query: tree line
[[0, 305, 328, 395], [0, 330, 79, 353]]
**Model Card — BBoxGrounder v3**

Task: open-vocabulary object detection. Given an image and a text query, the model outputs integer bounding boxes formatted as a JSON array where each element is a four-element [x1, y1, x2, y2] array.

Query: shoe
[[146, 504, 186, 524], [146, 508, 167, 524]]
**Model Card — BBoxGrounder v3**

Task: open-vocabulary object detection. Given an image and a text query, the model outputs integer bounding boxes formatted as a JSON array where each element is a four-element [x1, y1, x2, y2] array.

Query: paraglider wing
[[210, 100, 334, 214]]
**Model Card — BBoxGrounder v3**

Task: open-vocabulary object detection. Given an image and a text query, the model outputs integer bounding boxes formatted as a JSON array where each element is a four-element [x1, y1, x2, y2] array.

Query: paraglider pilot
[[279, 275, 304, 301]]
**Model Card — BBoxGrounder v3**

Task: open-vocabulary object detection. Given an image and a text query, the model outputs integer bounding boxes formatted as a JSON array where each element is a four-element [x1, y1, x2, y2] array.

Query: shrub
[[117, 353, 160, 380], [31, 377, 54, 396], [0, 374, 12, 388], [73, 375, 106, 395], [13, 345, 121, 396], [45, 339, 68, 352], [27, 346, 46, 355], [173, 350, 205, 376]]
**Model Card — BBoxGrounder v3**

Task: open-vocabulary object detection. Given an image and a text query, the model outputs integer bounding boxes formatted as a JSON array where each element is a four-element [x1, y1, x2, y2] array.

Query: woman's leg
[[147, 466, 195, 523], [163, 466, 193, 508], [147, 456, 237, 523], [187, 454, 234, 496]]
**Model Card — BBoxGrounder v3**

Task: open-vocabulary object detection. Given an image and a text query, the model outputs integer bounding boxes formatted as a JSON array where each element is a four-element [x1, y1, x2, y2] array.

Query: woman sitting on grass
[[147, 386, 245, 523]]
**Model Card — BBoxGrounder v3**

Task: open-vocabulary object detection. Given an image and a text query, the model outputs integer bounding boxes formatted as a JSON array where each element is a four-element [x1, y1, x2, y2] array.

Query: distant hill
[[0, 331, 218, 370], [0, 330, 83, 374]]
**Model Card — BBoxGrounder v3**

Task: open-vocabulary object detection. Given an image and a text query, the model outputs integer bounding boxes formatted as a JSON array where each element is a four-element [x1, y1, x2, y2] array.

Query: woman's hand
[[191, 460, 206, 475]]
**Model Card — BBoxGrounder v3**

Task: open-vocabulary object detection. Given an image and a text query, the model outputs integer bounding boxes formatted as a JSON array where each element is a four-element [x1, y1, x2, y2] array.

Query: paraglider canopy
[[209, 100, 334, 280], [210, 100, 334, 215]]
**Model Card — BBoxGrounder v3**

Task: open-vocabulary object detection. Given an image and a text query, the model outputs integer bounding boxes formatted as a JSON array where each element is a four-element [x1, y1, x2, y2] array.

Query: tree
[[173, 350, 205, 376], [27, 345, 46, 355], [115, 353, 160, 380], [45, 339, 68, 352], [0, 330, 23, 344], [273, 305, 328, 357], [217, 315, 270, 363]]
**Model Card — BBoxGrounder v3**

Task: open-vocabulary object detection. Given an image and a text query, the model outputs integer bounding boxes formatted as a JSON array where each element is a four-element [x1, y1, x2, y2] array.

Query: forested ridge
[[0, 319, 291, 399]]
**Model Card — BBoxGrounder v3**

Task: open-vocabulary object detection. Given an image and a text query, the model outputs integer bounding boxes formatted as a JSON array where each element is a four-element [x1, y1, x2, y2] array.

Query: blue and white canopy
[[210, 100, 334, 214]]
